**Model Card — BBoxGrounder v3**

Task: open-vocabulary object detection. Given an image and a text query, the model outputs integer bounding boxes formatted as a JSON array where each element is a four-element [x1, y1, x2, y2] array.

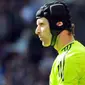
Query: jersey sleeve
[[64, 52, 85, 85]]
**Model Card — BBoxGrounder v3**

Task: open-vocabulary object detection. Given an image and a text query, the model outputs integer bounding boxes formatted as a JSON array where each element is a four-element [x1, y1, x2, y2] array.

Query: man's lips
[[39, 36, 43, 40]]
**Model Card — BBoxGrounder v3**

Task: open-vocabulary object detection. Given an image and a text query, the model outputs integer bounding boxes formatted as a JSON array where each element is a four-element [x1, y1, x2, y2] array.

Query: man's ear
[[56, 21, 63, 27]]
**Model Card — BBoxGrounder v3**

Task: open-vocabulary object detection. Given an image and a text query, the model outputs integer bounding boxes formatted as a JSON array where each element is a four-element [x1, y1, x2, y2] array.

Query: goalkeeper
[[35, 1, 85, 85]]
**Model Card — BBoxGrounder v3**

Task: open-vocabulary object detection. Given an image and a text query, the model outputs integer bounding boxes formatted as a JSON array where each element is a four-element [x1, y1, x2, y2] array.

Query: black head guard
[[36, 1, 72, 46]]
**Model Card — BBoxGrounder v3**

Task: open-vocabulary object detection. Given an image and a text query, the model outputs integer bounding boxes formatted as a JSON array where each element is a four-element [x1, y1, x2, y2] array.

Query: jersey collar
[[58, 40, 75, 54]]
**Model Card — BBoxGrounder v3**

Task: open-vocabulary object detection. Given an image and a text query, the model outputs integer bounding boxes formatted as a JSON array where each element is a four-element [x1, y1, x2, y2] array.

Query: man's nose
[[35, 26, 40, 35]]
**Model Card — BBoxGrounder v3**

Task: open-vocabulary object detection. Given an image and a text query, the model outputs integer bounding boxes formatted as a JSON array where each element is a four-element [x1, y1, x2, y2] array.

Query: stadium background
[[0, 0, 85, 85]]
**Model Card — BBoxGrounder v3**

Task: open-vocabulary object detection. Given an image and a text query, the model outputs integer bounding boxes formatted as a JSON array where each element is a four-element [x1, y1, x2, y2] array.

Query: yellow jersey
[[50, 40, 85, 85]]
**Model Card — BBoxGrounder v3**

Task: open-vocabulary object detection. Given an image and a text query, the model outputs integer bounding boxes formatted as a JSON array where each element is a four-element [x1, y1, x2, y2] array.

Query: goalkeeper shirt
[[50, 40, 85, 85]]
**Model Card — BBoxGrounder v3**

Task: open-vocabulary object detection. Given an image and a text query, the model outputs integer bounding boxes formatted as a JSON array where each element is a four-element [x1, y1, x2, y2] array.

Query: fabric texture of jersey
[[50, 40, 85, 85]]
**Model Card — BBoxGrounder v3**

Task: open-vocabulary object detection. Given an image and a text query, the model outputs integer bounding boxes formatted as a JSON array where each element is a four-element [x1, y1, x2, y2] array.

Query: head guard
[[36, 1, 72, 46]]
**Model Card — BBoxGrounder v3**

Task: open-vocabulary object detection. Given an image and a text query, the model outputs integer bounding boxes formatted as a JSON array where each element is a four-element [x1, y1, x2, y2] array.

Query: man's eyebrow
[[39, 22, 44, 25], [37, 21, 44, 25]]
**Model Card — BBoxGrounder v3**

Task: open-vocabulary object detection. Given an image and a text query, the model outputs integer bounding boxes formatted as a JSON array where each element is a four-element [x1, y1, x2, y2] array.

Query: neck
[[54, 30, 75, 52]]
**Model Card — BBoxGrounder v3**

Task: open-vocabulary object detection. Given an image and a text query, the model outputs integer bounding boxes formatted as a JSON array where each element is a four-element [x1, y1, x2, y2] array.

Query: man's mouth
[[39, 36, 43, 40]]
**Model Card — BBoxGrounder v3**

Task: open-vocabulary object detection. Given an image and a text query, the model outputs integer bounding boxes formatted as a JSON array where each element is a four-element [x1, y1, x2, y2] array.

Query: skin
[[35, 17, 75, 52], [54, 30, 75, 51], [35, 17, 52, 47]]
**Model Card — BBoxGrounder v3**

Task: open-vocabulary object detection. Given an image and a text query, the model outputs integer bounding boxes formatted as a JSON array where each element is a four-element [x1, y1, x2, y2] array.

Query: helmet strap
[[50, 35, 57, 46], [50, 30, 60, 47]]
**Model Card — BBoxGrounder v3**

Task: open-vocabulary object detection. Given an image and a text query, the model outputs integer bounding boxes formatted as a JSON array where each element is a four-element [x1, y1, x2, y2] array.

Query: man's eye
[[40, 23, 44, 26]]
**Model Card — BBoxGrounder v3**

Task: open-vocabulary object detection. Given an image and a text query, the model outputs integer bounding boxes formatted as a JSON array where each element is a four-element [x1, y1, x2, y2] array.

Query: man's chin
[[42, 42, 50, 47]]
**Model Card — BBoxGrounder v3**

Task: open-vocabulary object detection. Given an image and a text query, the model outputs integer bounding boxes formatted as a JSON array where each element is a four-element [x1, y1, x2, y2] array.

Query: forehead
[[36, 17, 48, 25]]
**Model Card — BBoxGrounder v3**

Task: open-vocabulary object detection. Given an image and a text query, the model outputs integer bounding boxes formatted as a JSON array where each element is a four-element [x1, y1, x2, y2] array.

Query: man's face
[[35, 17, 52, 47]]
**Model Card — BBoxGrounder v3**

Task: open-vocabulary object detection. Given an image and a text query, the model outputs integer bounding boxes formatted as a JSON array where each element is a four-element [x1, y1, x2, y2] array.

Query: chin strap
[[50, 30, 61, 47], [50, 35, 57, 46]]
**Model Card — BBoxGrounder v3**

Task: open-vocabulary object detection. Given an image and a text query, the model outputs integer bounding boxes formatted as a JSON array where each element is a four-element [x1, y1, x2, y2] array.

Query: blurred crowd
[[0, 0, 85, 85]]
